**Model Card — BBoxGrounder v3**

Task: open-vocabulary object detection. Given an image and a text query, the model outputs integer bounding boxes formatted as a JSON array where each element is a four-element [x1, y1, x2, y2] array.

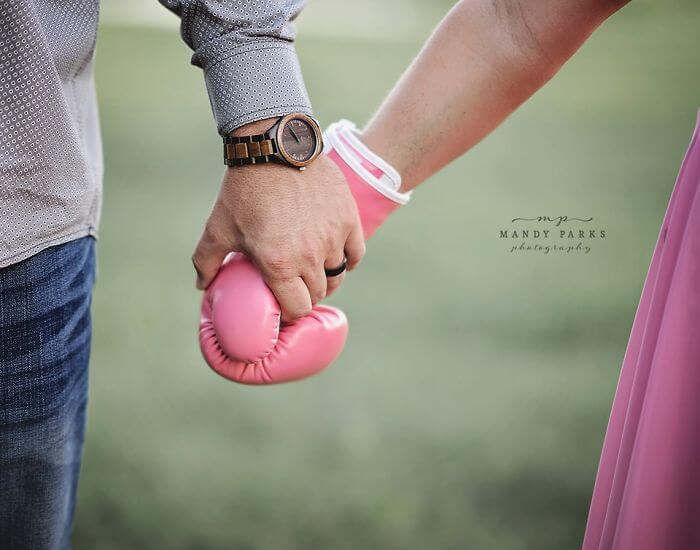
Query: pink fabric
[[338, 132, 385, 180], [327, 148, 401, 239], [583, 111, 700, 550], [199, 132, 403, 385]]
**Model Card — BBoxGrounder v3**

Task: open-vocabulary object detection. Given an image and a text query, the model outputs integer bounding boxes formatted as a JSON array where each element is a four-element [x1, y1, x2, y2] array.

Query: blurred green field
[[77, 4, 700, 549]]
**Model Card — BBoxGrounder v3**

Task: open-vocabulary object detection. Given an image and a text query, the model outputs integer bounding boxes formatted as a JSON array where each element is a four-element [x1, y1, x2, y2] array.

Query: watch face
[[280, 117, 318, 164]]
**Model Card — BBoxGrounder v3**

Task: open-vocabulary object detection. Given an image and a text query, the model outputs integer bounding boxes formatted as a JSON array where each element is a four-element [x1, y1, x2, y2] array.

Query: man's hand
[[192, 119, 365, 321]]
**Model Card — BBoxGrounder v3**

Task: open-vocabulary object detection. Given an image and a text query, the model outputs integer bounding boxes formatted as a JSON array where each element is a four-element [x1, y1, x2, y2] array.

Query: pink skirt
[[583, 111, 700, 550]]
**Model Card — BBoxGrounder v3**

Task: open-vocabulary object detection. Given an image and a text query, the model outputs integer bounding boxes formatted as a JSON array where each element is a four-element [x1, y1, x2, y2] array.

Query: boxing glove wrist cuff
[[324, 120, 412, 205]]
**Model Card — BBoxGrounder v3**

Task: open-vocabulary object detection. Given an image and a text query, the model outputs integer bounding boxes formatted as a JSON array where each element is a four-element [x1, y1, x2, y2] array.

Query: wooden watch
[[223, 113, 323, 170]]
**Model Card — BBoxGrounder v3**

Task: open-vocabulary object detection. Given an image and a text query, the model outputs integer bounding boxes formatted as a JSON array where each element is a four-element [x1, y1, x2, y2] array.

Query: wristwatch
[[223, 113, 323, 170]]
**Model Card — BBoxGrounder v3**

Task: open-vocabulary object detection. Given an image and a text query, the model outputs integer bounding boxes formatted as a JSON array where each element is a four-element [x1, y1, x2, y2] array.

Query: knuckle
[[346, 255, 361, 270], [300, 248, 319, 266], [346, 250, 363, 266], [191, 253, 202, 271], [202, 222, 221, 244], [191, 250, 209, 274], [258, 249, 293, 273], [288, 304, 312, 320]]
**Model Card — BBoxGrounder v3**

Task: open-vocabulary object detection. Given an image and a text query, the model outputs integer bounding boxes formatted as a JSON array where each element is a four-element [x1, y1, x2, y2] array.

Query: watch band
[[223, 133, 278, 166], [223, 114, 323, 168]]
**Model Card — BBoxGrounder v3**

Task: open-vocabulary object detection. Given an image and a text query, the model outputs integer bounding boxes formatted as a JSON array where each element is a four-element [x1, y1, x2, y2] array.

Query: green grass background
[[76, 4, 700, 549]]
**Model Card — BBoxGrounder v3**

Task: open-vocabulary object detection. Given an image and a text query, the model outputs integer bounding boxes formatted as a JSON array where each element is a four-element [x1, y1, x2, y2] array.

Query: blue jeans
[[0, 237, 95, 550]]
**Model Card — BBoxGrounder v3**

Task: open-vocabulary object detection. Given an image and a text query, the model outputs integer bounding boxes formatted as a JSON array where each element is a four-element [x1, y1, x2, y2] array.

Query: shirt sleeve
[[159, 0, 313, 135]]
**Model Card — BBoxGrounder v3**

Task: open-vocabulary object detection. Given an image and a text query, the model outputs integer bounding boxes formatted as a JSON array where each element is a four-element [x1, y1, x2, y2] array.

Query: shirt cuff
[[196, 39, 313, 135]]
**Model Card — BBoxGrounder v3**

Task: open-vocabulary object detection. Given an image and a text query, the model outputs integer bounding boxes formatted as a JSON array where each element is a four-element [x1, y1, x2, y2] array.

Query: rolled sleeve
[[197, 39, 312, 135], [158, 0, 312, 135]]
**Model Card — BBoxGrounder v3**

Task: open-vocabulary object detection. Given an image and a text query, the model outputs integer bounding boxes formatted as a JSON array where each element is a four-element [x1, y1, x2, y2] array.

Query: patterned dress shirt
[[0, 0, 312, 267]]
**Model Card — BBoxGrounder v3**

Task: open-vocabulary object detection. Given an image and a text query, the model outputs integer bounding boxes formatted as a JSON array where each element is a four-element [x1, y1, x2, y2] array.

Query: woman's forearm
[[361, 0, 629, 191]]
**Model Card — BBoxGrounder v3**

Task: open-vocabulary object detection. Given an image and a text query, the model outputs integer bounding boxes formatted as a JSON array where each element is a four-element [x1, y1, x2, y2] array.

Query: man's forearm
[[160, 1, 367, 317], [362, 0, 629, 190]]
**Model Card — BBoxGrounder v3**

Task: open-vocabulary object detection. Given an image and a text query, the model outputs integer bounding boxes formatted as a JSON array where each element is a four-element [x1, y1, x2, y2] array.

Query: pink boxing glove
[[199, 120, 411, 385]]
